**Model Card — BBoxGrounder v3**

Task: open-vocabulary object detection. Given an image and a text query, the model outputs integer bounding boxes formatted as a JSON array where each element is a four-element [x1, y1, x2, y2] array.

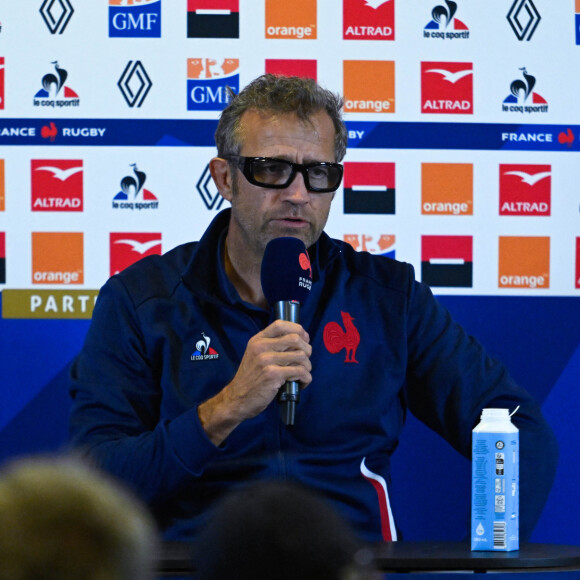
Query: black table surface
[[159, 540, 580, 574], [373, 541, 580, 572]]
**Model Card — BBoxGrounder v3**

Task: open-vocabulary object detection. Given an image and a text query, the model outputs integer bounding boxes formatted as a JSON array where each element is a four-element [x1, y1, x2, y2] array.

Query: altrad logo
[[109, 233, 161, 276], [499, 164, 551, 216], [31, 159, 83, 212], [421, 61, 473, 114], [343, 0, 395, 41]]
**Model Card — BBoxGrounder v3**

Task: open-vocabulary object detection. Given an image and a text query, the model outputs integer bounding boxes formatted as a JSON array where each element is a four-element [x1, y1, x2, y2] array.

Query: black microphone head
[[261, 237, 313, 306]]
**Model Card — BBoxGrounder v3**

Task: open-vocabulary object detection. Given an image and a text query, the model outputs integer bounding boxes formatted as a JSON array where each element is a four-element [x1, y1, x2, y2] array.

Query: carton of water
[[471, 408, 519, 551]]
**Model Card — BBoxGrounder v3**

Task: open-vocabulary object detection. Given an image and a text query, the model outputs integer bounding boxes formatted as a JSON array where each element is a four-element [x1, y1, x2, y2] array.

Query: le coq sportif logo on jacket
[[191, 332, 220, 361]]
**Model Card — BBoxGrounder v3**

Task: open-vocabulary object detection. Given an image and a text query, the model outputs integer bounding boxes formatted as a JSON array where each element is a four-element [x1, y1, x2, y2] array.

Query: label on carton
[[471, 431, 519, 551]]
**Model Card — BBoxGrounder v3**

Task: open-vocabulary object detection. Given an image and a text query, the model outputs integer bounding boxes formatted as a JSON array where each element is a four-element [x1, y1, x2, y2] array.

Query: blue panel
[[1, 294, 578, 546]]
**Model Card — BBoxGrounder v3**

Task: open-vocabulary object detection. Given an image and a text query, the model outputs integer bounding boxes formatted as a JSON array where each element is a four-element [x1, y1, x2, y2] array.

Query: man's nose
[[281, 170, 310, 203]]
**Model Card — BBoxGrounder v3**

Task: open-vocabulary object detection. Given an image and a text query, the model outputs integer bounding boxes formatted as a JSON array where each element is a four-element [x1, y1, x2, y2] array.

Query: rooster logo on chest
[[323, 311, 360, 363]]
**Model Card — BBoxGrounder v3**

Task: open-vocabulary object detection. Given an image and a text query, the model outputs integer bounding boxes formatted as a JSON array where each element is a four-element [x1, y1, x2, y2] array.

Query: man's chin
[[263, 227, 316, 249]]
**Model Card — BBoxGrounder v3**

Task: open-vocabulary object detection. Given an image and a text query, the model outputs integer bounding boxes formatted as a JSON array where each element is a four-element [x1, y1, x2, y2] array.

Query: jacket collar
[[180, 208, 343, 304]]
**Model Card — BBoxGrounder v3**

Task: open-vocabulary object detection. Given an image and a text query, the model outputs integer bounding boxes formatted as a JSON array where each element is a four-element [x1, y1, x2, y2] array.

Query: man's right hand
[[197, 320, 312, 446]]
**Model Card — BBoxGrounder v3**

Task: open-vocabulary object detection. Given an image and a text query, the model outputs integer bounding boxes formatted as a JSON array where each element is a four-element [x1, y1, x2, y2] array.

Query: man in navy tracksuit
[[69, 75, 557, 543]]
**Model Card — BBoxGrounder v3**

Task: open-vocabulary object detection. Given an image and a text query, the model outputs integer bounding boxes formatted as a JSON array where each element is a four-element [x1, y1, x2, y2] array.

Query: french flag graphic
[[361, 457, 398, 542]]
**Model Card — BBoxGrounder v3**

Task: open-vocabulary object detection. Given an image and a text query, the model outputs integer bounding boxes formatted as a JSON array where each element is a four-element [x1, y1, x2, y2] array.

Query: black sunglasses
[[224, 155, 343, 193]]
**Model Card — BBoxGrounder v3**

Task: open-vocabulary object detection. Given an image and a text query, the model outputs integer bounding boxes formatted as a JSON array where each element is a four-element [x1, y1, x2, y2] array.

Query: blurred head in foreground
[[0, 455, 158, 580], [194, 480, 378, 580]]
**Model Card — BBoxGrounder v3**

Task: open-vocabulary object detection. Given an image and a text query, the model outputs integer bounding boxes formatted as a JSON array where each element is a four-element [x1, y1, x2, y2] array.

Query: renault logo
[[40, 0, 74, 34]]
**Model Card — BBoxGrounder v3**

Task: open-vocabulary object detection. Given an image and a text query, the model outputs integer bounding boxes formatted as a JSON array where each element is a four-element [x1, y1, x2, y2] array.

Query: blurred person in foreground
[[0, 455, 158, 580], [69, 73, 558, 543], [194, 480, 378, 580]]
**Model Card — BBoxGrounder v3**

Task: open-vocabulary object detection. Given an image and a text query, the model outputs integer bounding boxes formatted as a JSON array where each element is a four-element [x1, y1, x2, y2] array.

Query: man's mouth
[[274, 215, 307, 224]]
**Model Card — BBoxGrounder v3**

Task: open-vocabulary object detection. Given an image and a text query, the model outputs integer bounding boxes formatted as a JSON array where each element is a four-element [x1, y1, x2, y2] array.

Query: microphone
[[261, 237, 313, 426]]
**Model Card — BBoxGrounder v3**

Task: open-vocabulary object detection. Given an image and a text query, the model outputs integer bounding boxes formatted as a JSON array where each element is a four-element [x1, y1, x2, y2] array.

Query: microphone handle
[[273, 300, 301, 426]]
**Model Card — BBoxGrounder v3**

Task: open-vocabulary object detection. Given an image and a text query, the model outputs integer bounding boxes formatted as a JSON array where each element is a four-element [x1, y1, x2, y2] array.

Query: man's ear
[[209, 157, 233, 202]]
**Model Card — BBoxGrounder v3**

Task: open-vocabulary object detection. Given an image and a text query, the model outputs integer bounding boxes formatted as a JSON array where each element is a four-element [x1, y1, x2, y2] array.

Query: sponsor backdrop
[[1, 0, 579, 552]]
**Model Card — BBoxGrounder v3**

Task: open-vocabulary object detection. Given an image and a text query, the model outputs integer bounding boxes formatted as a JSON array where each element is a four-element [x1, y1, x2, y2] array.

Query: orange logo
[[0, 160, 4, 211], [343, 60, 395, 113], [32, 232, 84, 285], [421, 163, 473, 215], [265, 0, 317, 39], [498, 236, 549, 289]]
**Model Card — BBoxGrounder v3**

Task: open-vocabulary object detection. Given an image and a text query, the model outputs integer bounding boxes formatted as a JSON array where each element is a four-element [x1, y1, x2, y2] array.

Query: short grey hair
[[215, 74, 347, 162]]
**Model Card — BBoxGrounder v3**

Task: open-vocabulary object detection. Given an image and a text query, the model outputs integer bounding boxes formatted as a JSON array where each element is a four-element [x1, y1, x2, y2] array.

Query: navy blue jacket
[[69, 209, 557, 542]]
